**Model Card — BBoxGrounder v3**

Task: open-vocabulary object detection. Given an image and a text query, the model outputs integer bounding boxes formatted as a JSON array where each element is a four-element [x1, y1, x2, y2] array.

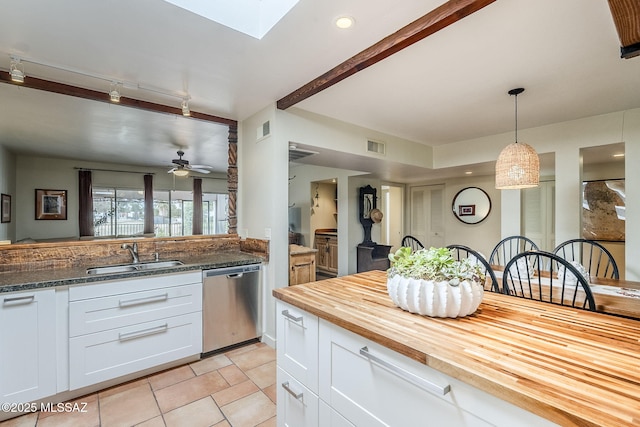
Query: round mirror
[[452, 187, 491, 224]]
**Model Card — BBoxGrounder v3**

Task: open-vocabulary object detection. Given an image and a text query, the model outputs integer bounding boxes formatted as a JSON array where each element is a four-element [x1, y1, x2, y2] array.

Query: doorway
[[380, 184, 403, 251]]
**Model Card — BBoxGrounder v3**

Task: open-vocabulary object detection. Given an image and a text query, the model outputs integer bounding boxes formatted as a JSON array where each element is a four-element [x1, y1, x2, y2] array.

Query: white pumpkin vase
[[386, 247, 484, 318]]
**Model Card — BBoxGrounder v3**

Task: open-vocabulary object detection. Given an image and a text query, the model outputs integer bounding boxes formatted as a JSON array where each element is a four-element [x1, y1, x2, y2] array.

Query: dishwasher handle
[[203, 263, 261, 278]]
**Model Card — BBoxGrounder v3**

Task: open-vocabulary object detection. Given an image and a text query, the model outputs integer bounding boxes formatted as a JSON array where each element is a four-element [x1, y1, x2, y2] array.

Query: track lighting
[[9, 58, 25, 83], [109, 82, 121, 103], [181, 99, 191, 117]]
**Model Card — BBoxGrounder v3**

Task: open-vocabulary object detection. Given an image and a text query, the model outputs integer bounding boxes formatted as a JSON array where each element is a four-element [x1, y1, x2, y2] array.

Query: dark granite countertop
[[0, 252, 264, 293]]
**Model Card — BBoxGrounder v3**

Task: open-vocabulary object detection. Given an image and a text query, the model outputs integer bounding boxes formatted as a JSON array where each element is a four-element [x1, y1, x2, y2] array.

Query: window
[[93, 188, 145, 237], [93, 187, 228, 238]]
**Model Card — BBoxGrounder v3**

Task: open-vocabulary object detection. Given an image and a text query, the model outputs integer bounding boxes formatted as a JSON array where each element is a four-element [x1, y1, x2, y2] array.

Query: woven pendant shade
[[495, 142, 539, 189], [495, 87, 539, 189]]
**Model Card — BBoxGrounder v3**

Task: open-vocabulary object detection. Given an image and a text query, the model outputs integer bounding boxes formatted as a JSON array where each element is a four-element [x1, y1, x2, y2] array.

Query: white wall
[[15, 155, 227, 241], [0, 145, 16, 242]]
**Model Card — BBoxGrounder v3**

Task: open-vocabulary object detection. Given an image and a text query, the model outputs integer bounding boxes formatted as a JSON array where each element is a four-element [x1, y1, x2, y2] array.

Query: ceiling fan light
[[173, 168, 189, 177], [109, 82, 121, 102]]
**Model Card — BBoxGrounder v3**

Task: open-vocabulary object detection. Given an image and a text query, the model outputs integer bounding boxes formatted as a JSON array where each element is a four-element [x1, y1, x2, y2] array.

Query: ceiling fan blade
[[167, 167, 177, 173], [190, 168, 211, 174], [190, 164, 214, 169]]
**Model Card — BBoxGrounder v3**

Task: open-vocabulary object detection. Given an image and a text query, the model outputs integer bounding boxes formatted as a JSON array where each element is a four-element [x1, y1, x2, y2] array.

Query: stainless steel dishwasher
[[202, 263, 262, 354]]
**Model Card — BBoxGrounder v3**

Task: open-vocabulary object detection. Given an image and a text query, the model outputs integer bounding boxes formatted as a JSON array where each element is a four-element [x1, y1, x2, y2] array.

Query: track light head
[[181, 99, 191, 117], [109, 82, 121, 103], [9, 58, 25, 83]]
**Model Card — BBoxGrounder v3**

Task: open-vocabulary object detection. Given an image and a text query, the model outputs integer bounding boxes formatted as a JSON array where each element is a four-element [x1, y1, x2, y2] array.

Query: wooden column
[[78, 170, 94, 237], [143, 174, 154, 234], [227, 123, 238, 235], [192, 178, 203, 235]]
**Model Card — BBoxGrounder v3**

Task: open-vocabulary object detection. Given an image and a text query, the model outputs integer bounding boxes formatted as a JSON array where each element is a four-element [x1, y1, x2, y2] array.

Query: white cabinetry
[[276, 300, 319, 427], [69, 271, 202, 389], [0, 289, 56, 403], [276, 303, 557, 427]]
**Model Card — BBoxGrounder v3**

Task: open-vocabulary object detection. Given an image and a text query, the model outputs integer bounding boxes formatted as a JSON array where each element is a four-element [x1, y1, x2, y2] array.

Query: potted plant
[[387, 246, 485, 318]]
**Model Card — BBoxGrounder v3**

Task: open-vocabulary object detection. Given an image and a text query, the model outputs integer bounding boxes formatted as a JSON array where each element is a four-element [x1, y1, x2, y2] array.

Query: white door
[[410, 185, 445, 248], [381, 184, 404, 251]]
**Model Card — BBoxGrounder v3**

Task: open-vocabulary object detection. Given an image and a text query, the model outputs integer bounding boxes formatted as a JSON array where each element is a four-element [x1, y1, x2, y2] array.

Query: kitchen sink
[[86, 260, 184, 275]]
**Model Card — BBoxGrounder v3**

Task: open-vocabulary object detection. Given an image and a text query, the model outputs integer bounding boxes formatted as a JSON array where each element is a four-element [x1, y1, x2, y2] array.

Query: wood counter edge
[[272, 284, 608, 427]]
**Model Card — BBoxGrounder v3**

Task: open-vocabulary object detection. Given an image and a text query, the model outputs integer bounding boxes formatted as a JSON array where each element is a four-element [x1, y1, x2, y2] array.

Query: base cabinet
[[276, 303, 558, 427], [0, 289, 56, 403], [69, 272, 203, 390]]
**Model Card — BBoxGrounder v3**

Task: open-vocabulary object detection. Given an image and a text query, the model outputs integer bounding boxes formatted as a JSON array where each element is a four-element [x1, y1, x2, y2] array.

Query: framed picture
[[458, 204, 476, 216], [35, 189, 67, 220], [582, 179, 625, 241], [1, 194, 10, 223]]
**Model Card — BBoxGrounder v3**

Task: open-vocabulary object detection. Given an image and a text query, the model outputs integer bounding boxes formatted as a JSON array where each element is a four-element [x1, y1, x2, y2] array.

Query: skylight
[[162, 0, 299, 39]]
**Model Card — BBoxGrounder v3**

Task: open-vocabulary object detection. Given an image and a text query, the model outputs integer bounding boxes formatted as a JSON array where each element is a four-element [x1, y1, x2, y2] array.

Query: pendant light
[[495, 88, 539, 189]]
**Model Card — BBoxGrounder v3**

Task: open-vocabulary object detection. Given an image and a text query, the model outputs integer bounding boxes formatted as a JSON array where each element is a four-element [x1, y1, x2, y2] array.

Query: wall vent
[[289, 144, 318, 161], [367, 139, 386, 155], [257, 120, 271, 140]]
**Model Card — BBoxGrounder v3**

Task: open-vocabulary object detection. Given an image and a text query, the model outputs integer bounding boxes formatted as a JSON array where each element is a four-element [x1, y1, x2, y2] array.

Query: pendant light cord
[[514, 93, 518, 143]]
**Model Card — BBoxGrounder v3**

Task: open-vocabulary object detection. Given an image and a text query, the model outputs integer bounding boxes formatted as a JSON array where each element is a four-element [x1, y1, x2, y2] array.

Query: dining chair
[[553, 239, 619, 280], [446, 244, 500, 293], [401, 235, 425, 252], [502, 250, 596, 311], [489, 236, 539, 267]]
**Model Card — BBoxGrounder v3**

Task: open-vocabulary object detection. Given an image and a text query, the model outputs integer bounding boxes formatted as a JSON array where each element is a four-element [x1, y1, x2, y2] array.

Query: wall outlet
[[264, 228, 271, 239]]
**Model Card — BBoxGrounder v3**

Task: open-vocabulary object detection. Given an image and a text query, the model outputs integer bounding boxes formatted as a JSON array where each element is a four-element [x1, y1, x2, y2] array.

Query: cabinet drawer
[[319, 400, 355, 427], [69, 271, 202, 301], [276, 301, 319, 393], [277, 366, 318, 427], [319, 320, 556, 427], [69, 283, 201, 337], [69, 312, 202, 389]]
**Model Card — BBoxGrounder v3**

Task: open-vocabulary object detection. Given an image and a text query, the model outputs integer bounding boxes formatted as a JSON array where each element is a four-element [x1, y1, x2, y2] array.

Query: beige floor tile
[[220, 391, 276, 427], [134, 416, 166, 427], [212, 421, 231, 427], [36, 398, 100, 427], [0, 413, 37, 427], [218, 364, 249, 386], [229, 346, 276, 372], [163, 397, 224, 427], [263, 383, 277, 404], [190, 354, 233, 376], [244, 361, 276, 389], [99, 382, 160, 427], [223, 343, 262, 358], [256, 417, 277, 427], [38, 393, 97, 420], [98, 377, 149, 399], [154, 370, 230, 413], [212, 380, 259, 407], [148, 365, 196, 391]]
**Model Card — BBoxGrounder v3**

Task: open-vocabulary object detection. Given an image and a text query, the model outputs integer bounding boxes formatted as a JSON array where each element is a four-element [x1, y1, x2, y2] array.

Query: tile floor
[[1, 342, 277, 427]]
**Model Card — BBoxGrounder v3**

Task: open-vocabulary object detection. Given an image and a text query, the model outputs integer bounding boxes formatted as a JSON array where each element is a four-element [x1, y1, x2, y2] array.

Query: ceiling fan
[[167, 150, 213, 176]]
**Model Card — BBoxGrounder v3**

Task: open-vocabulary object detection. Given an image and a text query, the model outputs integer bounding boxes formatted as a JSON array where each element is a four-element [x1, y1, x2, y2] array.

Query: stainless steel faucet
[[121, 242, 140, 263]]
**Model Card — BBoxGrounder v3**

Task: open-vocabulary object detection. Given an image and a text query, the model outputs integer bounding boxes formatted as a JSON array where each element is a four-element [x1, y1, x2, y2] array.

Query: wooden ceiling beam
[[0, 72, 237, 127], [607, 0, 640, 58], [277, 0, 496, 110]]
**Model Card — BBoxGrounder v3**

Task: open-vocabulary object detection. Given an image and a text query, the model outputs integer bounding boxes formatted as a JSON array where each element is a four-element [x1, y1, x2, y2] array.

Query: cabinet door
[[0, 289, 56, 403], [69, 312, 202, 389], [315, 239, 329, 270], [290, 253, 316, 285], [277, 367, 318, 427], [276, 301, 319, 393], [319, 320, 556, 427], [327, 239, 338, 273], [319, 400, 355, 427]]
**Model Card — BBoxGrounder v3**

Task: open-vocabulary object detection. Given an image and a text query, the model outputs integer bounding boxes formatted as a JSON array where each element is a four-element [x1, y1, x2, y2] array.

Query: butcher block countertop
[[272, 270, 640, 427]]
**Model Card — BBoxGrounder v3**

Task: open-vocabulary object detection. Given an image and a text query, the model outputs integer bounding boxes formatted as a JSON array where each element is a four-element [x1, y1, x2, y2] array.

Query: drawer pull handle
[[3, 295, 35, 305], [119, 293, 169, 307], [359, 346, 451, 396], [281, 309, 303, 323], [281, 381, 303, 400], [118, 323, 169, 341]]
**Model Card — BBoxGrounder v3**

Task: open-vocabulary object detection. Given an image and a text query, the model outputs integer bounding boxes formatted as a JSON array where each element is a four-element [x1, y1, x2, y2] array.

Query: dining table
[[491, 265, 640, 319]]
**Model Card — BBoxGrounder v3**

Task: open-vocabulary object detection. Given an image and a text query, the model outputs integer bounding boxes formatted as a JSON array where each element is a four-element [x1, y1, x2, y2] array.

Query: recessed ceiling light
[[335, 16, 354, 29], [465, 171, 473, 175], [612, 153, 625, 158]]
